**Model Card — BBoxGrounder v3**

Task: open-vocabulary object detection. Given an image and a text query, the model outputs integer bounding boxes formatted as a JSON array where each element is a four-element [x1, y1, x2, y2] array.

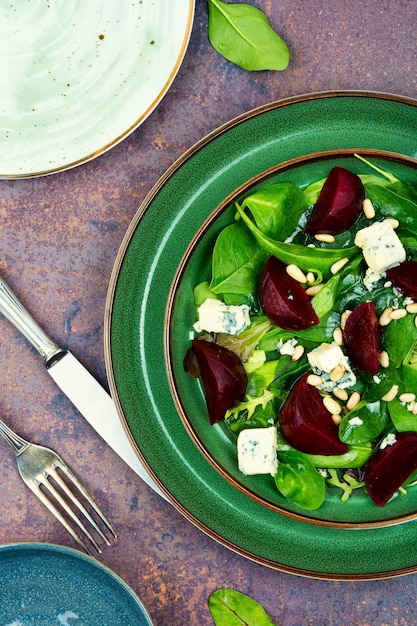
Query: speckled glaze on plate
[[0, 0, 194, 178], [105, 92, 417, 579], [0, 543, 154, 625]]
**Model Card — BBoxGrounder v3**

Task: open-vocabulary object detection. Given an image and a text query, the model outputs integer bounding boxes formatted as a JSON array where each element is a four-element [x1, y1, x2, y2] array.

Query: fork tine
[[53, 458, 116, 539], [26, 480, 93, 555], [49, 464, 113, 546]]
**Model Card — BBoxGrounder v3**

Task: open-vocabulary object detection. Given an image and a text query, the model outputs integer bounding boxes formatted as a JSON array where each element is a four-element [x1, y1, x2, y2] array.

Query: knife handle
[[0, 275, 62, 363]]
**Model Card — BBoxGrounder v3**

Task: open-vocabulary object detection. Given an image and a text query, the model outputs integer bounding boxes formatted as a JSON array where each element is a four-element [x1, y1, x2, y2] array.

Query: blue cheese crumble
[[307, 342, 356, 393], [194, 298, 250, 335], [354, 221, 406, 274], [379, 433, 397, 449], [237, 426, 277, 476]]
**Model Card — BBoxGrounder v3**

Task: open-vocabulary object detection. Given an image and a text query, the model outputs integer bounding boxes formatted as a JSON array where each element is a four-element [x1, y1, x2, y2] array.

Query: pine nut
[[330, 257, 349, 275], [379, 307, 393, 326], [333, 327, 344, 345], [379, 351, 390, 368], [306, 272, 315, 283], [333, 388, 349, 401], [307, 374, 324, 387], [306, 284, 324, 296], [330, 364, 345, 382], [389, 308, 407, 320], [412, 403, 417, 415], [415, 316, 417, 328], [341, 311, 351, 330], [406, 303, 417, 314], [381, 384, 399, 402], [346, 392, 361, 411], [286, 264, 307, 283], [323, 396, 342, 415], [384, 217, 400, 229], [314, 233, 335, 243], [362, 198, 375, 219], [399, 393, 416, 403], [332, 414, 342, 425], [292, 345, 305, 361]]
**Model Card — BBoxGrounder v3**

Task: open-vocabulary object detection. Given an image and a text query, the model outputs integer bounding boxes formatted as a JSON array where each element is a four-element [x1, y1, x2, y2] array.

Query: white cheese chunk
[[193, 298, 250, 335], [354, 221, 406, 274], [307, 343, 356, 392], [277, 338, 298, 356], [237, 426, 277, 476]]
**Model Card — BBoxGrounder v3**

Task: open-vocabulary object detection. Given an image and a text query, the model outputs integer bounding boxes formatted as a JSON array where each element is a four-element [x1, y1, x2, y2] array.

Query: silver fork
[[0, 418, 116, 555]]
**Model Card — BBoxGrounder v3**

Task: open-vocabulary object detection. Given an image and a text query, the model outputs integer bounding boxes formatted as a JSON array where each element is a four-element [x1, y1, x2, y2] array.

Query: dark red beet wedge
[[258, 257, 319, 331], [365, 432, 417, 507], [305, 166, 365, 235], [188, 339, 247, 424], [279, 374, 349, 455], [387, 261, 417, 299], [343, 301, 381, 374]]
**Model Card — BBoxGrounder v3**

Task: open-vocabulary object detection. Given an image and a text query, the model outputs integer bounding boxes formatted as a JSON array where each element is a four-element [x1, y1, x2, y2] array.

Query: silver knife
[[0, 274, 164, 499]]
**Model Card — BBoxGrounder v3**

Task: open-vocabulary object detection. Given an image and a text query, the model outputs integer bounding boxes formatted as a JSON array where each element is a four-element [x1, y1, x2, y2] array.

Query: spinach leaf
[[235, 202, 358, 275], [275, 450, 325, 510], [208, 588, 276, 626], [207, 0, 290, 72], [388, 398, 417, 433], [241, 182, 310, 240], [339, 401, 390, 444], [382, 314, 417, 367], [365, 184, 417, 236], [210, 221, 267, 295], [305, 443, 372, 469]]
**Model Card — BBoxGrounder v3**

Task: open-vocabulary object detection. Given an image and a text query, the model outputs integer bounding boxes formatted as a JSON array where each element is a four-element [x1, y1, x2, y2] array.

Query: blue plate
[[0, 543, 153, 626]]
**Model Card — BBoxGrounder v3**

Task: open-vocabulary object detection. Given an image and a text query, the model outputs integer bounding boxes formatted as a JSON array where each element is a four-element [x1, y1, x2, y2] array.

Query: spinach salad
[[184, 156, 417, 511]]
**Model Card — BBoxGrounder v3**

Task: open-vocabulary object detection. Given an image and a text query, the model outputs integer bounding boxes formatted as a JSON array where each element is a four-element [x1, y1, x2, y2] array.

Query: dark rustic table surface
[[1, 1, 417, 624]]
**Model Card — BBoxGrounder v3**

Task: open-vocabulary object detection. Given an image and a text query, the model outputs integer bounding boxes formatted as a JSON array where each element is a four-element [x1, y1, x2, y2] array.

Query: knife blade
[[0, 274, 164, 499]]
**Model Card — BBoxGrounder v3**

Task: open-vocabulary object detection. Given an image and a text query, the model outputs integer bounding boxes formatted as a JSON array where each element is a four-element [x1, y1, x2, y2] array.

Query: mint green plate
[[106, 92, 417, 579]]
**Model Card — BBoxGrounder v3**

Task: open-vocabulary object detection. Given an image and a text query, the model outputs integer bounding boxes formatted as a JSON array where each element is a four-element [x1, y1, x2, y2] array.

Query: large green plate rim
[[105, 91, 417, 579]]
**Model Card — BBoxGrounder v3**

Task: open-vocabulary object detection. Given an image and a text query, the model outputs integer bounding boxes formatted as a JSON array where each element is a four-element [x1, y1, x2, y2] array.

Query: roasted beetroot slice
[[189, 339, 247, 424], [365, 432, 417, 507], [305, 166, 365, 235], [258, 257, 319, 331], [386, 261, 417, 299], [343, 301, 381, 374], [279, 374, 348, 455]]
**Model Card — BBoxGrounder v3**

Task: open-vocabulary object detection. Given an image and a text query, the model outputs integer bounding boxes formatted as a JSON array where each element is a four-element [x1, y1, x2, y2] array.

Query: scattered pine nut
[[399, 393, 416, 403], [306, 272, 315, 283], [379, 351, 390, 368], [305, 284, 324, 296], [291, 345, 305, 361], [412, 403, 417, 415], [330, 364, 345, 382], [341, 311, 351, 330], [286, 264, 307, 283], [362, 198, 375, 219], [346, 391, 361, 411], [307, 374, 324, 387], [383, 217, 400, 229], [333, 327, 344, 345], [332, 414, 343, 425], [381, 384, 399, 402], [406, 302, 417, 314], [379, 307, 393, 326], [323, 396, 342, 415], [415, 316, 417, 328], [330, 257, 349, 275], [314, 233, 335, 243], [333, 388, 349, 401], [389, 308, 407, 320]]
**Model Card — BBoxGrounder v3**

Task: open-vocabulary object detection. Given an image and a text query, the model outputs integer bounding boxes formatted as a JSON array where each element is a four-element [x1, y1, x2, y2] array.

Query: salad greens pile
[[189, 156, 417, 511]]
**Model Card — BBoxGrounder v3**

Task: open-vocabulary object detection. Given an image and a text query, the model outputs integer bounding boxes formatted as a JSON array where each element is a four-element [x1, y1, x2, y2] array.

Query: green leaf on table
[[208, 588, 276, 626], [207, 0, 290, 71]]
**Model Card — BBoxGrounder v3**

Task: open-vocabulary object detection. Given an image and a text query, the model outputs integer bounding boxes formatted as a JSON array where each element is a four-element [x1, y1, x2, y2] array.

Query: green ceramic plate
[[106, 92, 417, 579], [0, 0, 194, 178]]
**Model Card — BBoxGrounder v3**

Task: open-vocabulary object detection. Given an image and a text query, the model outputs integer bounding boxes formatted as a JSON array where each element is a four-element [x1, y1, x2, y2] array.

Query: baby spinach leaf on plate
[[275, 450, 325, 510], [388, 398, 417, 433], [207, 0, 290, 72], [382, 314, 417, 367], [339, 401, 390, 445], [240, 182, 310, 240], [365, 184, 417, 237], [208, 588, 276, 626]]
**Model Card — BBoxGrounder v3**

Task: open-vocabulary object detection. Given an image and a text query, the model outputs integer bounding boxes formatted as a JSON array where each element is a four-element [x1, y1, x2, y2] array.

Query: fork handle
[[0, 275, 62, 363], [0, 419, 29, 454]]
